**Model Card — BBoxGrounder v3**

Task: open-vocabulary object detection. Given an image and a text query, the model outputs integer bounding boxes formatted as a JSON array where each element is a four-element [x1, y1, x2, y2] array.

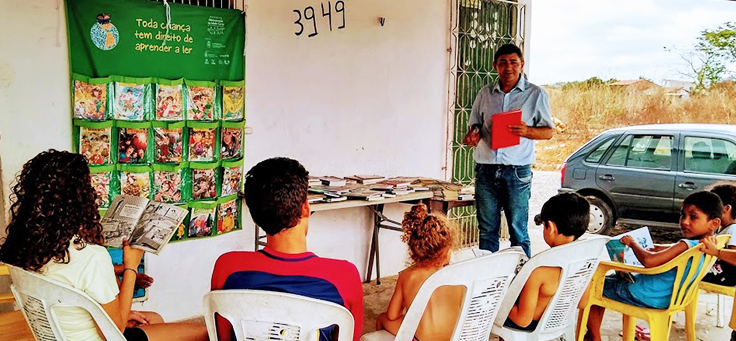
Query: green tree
[[668, 22, 736, 91]]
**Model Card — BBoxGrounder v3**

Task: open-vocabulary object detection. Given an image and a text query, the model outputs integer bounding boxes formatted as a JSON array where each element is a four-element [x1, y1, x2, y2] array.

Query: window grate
[[148, 0, 244, 11], [447, 0, 526, 247]]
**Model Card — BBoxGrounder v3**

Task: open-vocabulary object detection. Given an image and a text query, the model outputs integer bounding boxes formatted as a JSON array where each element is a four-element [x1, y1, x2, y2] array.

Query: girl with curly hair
[[375, 204, 465, 341], [0, 150, 207, 341]]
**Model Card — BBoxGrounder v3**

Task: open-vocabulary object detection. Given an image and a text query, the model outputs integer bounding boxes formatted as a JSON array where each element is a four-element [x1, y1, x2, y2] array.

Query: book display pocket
[[220, 120, 244, 161], [90, 164, 118, 209], [185, 79, 219, 121], [155, 78, 185, 121], [190, 162, 220, 201], [216, 195, 240, 235], [170, 203, 190, 243], [188, 201, 218, 238], [113, 77, 153, 121], [187, 121, 219, 162], [152, 121, 186, 163], [220, 80, 244, 121], [74, 119, 115, 166], [221, 159, 243, 197], [118, 121, 153, 165], [72, 74, 112, 121], [118, 164, 152, 199], [152, 163, 188, 204]]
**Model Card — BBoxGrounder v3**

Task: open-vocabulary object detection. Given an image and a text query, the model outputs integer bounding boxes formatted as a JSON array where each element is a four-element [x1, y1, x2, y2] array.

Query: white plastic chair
[[7, 264, 126, 341], [491, 237, 609, 341], [361, 250, 526, 341], [203, 289, 355, 341]]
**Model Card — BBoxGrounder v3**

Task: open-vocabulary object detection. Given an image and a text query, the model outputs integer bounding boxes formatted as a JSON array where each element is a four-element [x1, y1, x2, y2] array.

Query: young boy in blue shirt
[[582, 191, 722, 341]]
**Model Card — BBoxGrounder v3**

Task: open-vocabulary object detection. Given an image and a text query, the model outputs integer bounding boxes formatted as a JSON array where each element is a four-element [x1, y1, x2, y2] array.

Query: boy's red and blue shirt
[[211, 247, 363, 341]]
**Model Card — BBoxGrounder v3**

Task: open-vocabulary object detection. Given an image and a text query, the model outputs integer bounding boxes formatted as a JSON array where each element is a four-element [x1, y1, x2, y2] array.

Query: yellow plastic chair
[[577, 235, 729, 341], [698, 280, 735, 328]]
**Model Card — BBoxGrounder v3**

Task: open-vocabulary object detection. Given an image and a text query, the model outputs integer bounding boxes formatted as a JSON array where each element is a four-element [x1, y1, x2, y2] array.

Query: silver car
[[558, 124, 736, 234]]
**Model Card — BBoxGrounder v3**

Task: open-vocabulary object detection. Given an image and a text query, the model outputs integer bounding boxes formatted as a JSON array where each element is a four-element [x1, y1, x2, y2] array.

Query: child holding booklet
[[702, 183, 736, 286], [582, 191, 722, 341], [503, 192, 590, 331], [0, 150, 207, 341], [376, 204, 465, 341]]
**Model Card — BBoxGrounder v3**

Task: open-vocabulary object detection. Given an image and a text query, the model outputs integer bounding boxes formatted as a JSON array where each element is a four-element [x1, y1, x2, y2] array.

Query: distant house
[[663, 79, 695, 100], [609, 79, 662, 95]]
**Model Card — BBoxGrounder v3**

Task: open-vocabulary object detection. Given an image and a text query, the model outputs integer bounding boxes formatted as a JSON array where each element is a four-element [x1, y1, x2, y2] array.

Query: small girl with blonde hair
[[376, 204, 465, 341]]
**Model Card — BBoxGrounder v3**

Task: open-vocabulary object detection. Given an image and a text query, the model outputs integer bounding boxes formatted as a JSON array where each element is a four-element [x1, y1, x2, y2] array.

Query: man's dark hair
[[494, 43, 524, 63], [244, 157, 309, 235], [710, 183, 736, 219], [683, 191, 723, 221], [539, 193, 589, 239]]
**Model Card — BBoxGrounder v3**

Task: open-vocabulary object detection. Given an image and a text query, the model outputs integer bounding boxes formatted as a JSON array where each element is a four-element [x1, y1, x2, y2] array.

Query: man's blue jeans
[[475, 163, 532, 257]]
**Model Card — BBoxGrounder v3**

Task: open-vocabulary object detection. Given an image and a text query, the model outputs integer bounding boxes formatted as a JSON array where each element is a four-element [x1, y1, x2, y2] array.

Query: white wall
[[0, 0, 452, 321], [244, 0, 450, 292]]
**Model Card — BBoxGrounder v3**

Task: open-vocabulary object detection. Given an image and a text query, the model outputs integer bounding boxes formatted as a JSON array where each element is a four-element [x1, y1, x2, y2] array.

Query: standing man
[[463, 43, 555, 257]]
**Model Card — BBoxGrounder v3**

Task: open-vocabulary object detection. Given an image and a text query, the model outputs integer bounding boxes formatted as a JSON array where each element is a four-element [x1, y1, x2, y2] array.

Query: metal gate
[[447, 0, 527, 247]]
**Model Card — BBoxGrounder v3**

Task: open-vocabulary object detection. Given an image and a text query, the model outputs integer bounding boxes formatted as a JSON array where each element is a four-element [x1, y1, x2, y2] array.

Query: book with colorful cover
[[606, 226, 654, 282]]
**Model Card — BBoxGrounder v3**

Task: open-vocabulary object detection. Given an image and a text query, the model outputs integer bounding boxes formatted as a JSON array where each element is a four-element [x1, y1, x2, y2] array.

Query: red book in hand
[[491, 110, 522, 149]]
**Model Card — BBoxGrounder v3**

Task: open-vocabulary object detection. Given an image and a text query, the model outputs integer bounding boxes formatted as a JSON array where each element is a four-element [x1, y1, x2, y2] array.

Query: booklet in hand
[[102, 195, 188, 254], [605, 226, 654, 282], [491, 110, 522, 149]]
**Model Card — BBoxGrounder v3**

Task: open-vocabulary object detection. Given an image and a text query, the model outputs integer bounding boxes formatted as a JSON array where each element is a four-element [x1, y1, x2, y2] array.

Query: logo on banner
[[90, 13, 119, 50]]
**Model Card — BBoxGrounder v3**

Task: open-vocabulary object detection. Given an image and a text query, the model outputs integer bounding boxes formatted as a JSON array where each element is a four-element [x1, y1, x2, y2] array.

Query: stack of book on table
[[344, 175, 386, 185], [372, 177, 422, 196], [346, 188, 389, 201], [458, 185, 475, 201]]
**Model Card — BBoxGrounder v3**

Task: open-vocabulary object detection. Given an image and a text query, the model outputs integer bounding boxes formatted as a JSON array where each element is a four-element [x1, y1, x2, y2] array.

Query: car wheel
[[586, 195, 614, 235]]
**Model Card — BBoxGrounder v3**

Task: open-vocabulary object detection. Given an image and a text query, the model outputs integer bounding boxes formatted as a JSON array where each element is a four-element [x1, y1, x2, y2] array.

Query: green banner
[[66, 0, 245, 81]]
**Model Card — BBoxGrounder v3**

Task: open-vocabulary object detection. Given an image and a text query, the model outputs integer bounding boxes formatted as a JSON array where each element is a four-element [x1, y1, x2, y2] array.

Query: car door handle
[[598, 174, 615, 181], [678, 182, 697, 190]]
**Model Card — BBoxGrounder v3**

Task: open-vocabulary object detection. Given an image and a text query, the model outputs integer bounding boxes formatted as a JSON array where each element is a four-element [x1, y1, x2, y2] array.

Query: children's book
[[221, 127, 243, 160], [80, 127, 112, 165], [155, 84, 183, 121], [101, 195, 188, 254], [189, 206, 215, 237], [187, 86, 215, 121], [606, 226, 654, 282], [222, 166, 242, 197], [114, 83, 145, 121], [222, 85, 244, 121], [121, 171, 150, 198], [154, 128, 182, 163], [188, 128, 216, 162], [119, 128, 149, 164], [153, 170, 182, 203], [491, 110, 522, 149], [74, 80, 107, 120], [192, 169, 217, 200], [91, 173, 111, 208]]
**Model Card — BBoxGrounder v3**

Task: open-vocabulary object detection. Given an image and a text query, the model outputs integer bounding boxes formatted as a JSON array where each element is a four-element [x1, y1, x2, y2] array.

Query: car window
[[606, 135, 632, 167], [585, 137, 615, 163], [606, 135, 672, 170], [684, 136, 736, 174]]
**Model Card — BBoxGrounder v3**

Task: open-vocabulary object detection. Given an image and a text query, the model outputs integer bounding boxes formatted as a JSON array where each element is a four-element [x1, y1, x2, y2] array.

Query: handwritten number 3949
[[294, 1, 345, 37]]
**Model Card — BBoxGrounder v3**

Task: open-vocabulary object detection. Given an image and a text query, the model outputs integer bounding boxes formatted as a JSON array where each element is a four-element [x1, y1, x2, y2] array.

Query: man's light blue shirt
[[468, 76, 555, 166]]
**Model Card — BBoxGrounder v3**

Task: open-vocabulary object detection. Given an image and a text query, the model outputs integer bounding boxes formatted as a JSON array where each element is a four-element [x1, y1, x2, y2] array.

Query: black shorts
[[124, 327, 149, 341]]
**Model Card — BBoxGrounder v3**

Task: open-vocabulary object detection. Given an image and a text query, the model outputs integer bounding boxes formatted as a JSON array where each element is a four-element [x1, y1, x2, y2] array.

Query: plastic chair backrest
[[7, 264, 125, 341], [203, 289, 355, 341], [391, 250, 525, 341], [665, 236, 728, 310], [493, 237, 609, 340]]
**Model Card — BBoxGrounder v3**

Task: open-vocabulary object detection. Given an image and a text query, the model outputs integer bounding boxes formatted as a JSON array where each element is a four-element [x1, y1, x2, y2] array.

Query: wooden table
[[253, 192, 434, 284]]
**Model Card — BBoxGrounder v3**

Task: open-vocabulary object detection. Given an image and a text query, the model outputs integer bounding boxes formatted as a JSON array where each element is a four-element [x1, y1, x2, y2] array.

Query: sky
[[529, 0, 736, 85]]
